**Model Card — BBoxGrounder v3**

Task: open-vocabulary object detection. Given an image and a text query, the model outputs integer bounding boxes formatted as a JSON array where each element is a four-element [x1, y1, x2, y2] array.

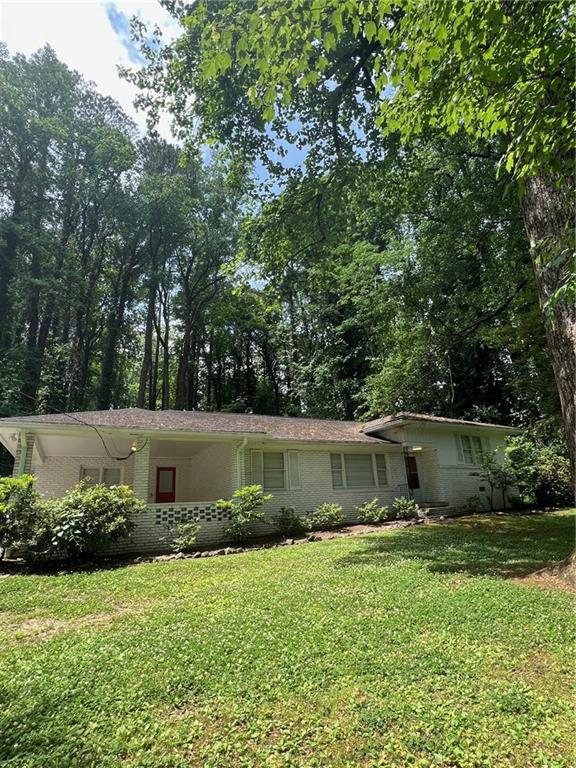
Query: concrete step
[[419, 501, 449, 508]]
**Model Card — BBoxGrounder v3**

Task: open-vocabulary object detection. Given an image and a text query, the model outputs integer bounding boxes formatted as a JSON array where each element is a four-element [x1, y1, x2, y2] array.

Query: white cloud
[[0, 0, 180, 139]]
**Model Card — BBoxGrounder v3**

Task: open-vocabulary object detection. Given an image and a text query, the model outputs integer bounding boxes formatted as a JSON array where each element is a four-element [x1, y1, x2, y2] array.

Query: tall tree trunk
[[137, 283, 156, 408], [521, 173, 576, 469], [522, 173, 576, 586]]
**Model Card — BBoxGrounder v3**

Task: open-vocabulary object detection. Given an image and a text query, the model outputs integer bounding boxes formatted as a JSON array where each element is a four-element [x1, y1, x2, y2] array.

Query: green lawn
[[0, 513, 574, 768]]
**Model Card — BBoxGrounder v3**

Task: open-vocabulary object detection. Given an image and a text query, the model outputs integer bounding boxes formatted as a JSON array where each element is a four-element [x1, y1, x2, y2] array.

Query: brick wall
[[246, 448, 408, 525], [437, 465, 506, 510], [104, 447, 410, 553], [32, 455, 135, 498], [105, 502, 221, 553]]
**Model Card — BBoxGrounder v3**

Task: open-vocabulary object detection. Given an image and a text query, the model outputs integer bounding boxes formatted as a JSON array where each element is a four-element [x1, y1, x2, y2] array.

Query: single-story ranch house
[[0, 409, 520, 552]]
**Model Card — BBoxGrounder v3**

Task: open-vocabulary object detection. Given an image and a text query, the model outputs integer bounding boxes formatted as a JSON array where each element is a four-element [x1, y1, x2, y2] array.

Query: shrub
[[465, 495, 483, 513], [170, 520, 201, 553], [392, 497, 421, 519], [0, 474, 42, 560], [274, 506, 306, 537], [22, 481, 142, 562], [479, 452, 518, 511], [306, 503, 344, 531], [217, 484, 273, 543], [355, 498, 390, 524], [506, 432, 573, 508]]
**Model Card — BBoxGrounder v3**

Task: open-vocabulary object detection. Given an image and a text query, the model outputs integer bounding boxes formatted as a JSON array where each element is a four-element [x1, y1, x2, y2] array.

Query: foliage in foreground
[[0, 513, 573, 768], [506, 430, 574, 508], [168, 520, 201, 554], [0, 474, 42, 559], [306, 502, 345, 530], [392, 497, 421, 519], [273, 506, 306, 537], [356, 498, 391, 524], [1, 478, 143, 562], [217, 484, 272, 543]]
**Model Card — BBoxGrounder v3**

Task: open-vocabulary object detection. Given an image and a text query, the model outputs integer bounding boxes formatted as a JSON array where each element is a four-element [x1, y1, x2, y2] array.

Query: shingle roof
[[0, 408, 393, 444], [362, 411, 521, 433]]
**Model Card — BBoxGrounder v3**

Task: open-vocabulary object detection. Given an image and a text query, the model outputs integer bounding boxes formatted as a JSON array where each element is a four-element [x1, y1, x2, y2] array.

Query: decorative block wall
[[104, 503, 227, 554]]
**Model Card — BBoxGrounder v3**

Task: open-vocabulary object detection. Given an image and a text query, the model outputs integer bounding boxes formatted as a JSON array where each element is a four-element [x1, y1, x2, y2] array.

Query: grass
[[0, 511, 574, 768]]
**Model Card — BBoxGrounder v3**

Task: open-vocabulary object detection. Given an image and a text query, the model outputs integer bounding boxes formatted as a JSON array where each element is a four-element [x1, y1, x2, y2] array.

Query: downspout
[[236, 437, 248, 490]]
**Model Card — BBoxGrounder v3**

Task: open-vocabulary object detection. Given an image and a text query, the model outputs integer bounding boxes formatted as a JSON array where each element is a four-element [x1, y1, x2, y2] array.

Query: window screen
[[263, 452, 286, 490], [80, 467, 100, 484], [103, 468, 121, 487], [344, 454, 375, 488]]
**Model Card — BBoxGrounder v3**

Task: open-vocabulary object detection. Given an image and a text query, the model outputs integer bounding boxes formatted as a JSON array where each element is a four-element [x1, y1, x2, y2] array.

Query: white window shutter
[[456, 436, 464, 463], [251, 450, 264, 486], [287, 451, 301, 490]]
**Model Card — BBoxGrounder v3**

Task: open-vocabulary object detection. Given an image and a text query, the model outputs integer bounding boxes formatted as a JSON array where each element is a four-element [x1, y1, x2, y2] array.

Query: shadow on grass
[[337, 513, 575, 579]]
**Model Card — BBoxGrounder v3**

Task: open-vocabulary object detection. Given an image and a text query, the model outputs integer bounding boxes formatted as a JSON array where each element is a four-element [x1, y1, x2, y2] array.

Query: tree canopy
[[129, 0, 575, 462]]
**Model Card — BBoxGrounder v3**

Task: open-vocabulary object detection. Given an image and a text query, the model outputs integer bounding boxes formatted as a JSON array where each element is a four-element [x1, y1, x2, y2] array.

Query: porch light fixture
[[130, 441, 138, 453], [411, 446, 423, 451]]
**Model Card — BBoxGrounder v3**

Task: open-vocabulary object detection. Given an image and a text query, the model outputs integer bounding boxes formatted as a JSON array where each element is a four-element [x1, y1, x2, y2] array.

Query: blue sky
[[0, 1, 178, 137], [0, 1, 308, 182]]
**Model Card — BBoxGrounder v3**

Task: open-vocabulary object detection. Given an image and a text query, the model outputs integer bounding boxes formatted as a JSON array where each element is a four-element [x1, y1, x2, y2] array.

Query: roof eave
[[363, 418, 522, 435]]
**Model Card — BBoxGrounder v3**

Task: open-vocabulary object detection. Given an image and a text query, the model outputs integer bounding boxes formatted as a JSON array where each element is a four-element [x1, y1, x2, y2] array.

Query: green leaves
[[364, 20, 377, 42]]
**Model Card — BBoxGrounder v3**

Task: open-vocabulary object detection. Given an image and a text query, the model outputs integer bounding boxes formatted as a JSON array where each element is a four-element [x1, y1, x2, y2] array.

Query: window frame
[[262, 450, 288, 491], [456, 435, 485, 466], [330, 452, 389, 491]]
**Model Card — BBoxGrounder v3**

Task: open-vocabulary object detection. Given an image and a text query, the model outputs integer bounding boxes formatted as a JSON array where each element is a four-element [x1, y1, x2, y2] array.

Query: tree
[[130, 0, 574, 466]]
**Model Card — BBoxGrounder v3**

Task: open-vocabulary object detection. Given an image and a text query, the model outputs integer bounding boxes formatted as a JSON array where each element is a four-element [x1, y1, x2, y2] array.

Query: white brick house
[[0, 409, 520, 552]]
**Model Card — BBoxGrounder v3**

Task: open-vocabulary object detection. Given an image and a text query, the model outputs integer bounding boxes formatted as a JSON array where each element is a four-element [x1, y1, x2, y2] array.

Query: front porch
[[6, 431, 245, 551]]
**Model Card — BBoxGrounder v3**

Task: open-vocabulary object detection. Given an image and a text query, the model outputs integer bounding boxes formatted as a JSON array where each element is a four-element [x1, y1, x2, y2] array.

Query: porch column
[[12, 432, 35, 477], [133, 437, 150, 502]]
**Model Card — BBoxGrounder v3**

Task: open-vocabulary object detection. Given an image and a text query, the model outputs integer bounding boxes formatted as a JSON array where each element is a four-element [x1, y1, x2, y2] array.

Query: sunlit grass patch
[[0, 511, 573, 767]]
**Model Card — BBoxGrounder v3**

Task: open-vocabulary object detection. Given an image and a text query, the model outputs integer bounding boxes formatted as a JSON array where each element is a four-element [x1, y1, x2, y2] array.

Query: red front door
[[156, 467, 176, 503]]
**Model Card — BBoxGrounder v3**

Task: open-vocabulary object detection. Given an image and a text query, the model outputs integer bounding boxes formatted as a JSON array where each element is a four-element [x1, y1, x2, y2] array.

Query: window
[[345, 454, 375, 488], [457, 435, 484, 465], [375, 454, 388, 486], [263, 452, 286, 490], [103, 468, 121, 487], [331, 454, 344, 488], [251, 450, 301, 491], [80, 467, 100, 485], [461, 435, 474, 464], [80, 467, 123, 486], [330, 453, 389, 490]]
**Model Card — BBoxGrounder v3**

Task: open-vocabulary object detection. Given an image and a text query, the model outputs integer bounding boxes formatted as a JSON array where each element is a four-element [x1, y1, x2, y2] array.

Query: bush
[[170, 520, 201, 553], [274, 506, 306, 537], [306, 503, 344, 530], [392, 497, 421, 519], [465, 495, 483, 513], [217, 484, 273, 543], [0, 474, 42, 559], [355, 498, 391, 524], [22, 481, 143, 562], [506, 432, 573, 508]]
